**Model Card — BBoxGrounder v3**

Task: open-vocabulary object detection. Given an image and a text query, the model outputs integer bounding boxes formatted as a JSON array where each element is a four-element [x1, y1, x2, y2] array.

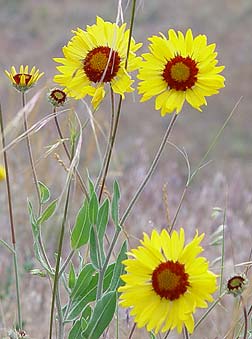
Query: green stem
[[0, 104, 22, 330], [22, 92, 41, 213], [48, 169, 72, 339], [183, 326, 190, 339], [22, 92, 52, 271], [96, 226, 121, 301], [58, 249, 75, 277], [98, 0, 137, 201], [121, 114, 178, 225], [56, 288, 64, 339], [195, 292, 226, 329], [170, 185, 188, 233], [95, 86, 115, 194], [241, 296, 248, 339], [189, 98, 241, 185], [128, 323, 136, 339], [219, 207, 226, 295]]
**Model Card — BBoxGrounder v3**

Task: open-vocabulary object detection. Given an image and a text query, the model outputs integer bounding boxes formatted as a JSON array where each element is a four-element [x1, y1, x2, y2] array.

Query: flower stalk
[[0, 104, 22, 330]]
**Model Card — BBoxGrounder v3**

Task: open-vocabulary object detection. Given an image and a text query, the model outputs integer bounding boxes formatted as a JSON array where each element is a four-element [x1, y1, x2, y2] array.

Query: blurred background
[[0, 0, 252, 338]]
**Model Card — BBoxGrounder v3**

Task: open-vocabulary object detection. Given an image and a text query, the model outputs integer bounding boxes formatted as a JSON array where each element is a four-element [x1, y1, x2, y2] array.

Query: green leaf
[[89, 227, 104, 270], [89, 192, 99, 225], [71, 200, 91, 250], [71, 264, 95, 300], [111, 180, 120, 227], [97, 198, 109, 241], [82, 291, 117, 339], [38, 181, 50, 204], [88, 176, 95, 195], [65, 264, 115, 322], [68, 263, 76, 289], [109, 240, 127, 291], [37, 199, 57, 225], [27, 199, 51, 272], [149, 332, 157, 339], [68, 319, 82, 339]]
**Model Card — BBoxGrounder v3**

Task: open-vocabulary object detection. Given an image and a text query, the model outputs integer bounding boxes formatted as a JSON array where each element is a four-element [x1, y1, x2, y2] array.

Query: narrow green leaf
[[88, 176, 95, 195], [109, 241, 127, 291], [71, 200, 91, 250], [71, 264, 95, 300], [89, 192, 99, 225], [97, 198, 109, 240], [89, 227, 102, 270], [68, 319, 82, 339], [111, 180, 120, 227], [68, 262, 76, 289], [37, 199, 57, 225], [82, 291, 116, 339], [38, 181, 50, 204], [65, 264, 115, 321]]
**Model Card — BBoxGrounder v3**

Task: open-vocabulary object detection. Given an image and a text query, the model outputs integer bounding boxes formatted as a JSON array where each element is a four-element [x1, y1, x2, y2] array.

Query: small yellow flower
[[138, 29, 225, 116], [0, 165, 6, 181], [119, 228, 217, 334], [54, 16, 142, 109], [5, 65, 44, 92]]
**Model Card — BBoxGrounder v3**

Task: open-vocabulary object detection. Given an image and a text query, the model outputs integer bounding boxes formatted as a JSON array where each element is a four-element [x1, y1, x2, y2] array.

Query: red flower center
[[13, 73, 32, 85], [163, 55, 198, 91], [152, 261, 190, 300], [83, 46, 121, 83]]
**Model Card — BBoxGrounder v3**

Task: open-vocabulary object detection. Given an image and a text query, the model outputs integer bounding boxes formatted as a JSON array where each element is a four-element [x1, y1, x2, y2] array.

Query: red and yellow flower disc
[[119, 228, 217, 334], [138, 29, 225, 116], [54, 17, 142, 109]]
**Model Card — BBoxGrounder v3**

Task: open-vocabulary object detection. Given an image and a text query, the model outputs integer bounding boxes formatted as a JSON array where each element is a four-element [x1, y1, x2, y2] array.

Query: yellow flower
[[5, 65, 44, 92], [0, 165, 6, 181], [119, 228, 217, 334], [53, 16, 142, 109], [138, 29, 225, 116]]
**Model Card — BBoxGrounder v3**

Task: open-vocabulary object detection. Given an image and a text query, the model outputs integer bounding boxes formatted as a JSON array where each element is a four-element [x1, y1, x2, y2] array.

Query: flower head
[[0, 165, 6, 181], [138, 29, 225, 116], [5, 65, 44, 92], [119, 228, 217, 334], [53, 16, 142, 109], [226, 273, 248, 297], [47, 88, 67, 107]]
